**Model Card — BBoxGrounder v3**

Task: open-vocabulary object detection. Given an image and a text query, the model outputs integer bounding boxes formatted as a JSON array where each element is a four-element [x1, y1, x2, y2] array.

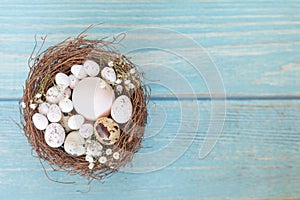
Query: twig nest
[[32, 113, 48, 130], [64, 131, 86, 156], [20, 33, 148, 180], [44, 123, 65, 148], [94, 117, 120, 145], [111, 95, 133, 124], [72, 77, 115, 121]]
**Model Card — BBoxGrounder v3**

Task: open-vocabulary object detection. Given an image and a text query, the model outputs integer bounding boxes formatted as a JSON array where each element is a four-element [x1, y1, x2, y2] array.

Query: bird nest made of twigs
[[19, 32, 148, 180]]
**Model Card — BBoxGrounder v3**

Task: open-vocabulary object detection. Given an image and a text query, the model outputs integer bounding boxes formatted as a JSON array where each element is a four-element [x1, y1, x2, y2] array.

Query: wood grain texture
[[0, 101, 300, 199], [0, 0, 300, 98], [0, 0, 300, 199]]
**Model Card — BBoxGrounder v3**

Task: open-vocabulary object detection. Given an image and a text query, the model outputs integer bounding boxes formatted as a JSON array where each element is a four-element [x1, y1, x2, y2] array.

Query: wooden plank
[[0, 0, 300, 98], [0, 100, 299, 199]]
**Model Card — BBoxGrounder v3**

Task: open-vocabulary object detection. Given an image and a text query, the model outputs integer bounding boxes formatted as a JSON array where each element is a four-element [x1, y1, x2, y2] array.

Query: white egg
[[83, 60, 100, 77], [64, 131, 86, 156], [63, 87, 72, 99], [32, 113, 49, 130], [111, 95, 133, 124], [47, 104, 62, 123], [44, 123, 65, 148], [79, 123, 94, 138], [72, 77, 115, 121], [69, 74, 79, 89], [55, 72, 70, 89], [71, 64, 87, 79], [46, 86, 64, 104], [59, 98, 73, 113], [68, 114, 85, 130], [101, 67, 116, 83], [38, 102, 50, 115]]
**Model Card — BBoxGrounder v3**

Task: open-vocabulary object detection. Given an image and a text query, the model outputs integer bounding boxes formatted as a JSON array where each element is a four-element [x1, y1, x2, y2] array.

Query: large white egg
[[72, 77, 115, 121]]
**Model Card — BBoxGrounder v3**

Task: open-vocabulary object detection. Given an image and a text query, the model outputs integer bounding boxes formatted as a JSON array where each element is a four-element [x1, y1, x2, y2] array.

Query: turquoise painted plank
[[0, 100, 299, 199], [0, 0, 300, 98]]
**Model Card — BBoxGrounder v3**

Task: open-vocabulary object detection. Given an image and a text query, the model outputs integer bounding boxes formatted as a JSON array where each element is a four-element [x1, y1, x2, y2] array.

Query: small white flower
[[113, 152, 120, 160], [99, 156, 107, 164], [20, 102, 26, 109], [29, 103, 37, 110], [128, 83, 135, 89], [106, 149, 112, 155], [85, 154, 94, 163], [130, 68, 136, 74], [116, 85, 123, 93], [35, 93, 42, 99], [88, 162, 95, 170], [115, 79, 122, 84], [108, 61, 114, 67], [124, 80, 131, 85]]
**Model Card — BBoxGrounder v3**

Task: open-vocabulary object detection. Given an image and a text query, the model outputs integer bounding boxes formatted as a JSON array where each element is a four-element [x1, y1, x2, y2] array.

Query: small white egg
[[71, 64, 87, 79], [79, 123, 94, 138], [55, 72, 70, 89], [59, 115, 72, 132], [68, 114, 85, 130], [111, 95, 133, 124], [59, 99, 73, 113], [63, 87, 72, 99], [32, 113, 49, 130], [47, 104, 62, 123], [69, 74, 79, 89], [83, 60, 100, 77], [38, 102, 50, 115], [44, 123, 65, 148], [101, 67, 116, 83], [64, 131, 86, 156], [46, 86, 64, 104]]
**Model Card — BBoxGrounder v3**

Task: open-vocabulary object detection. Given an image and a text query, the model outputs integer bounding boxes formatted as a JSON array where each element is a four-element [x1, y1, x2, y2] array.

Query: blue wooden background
[[0, 0, 300, 199]]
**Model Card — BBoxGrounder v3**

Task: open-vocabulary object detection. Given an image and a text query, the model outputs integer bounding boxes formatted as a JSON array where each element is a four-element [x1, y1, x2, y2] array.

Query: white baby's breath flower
[[108, 61, 114, 67], [85, 154, 94, 163], [115, 79, 122, 84], [20, 102, 26, 109], [35, 93, 42, 99], [128, 83, 135, 89], [124, 80, 131, 85], [113, 152, 120, 160], [88, 162, 95, 170], [106, 149, 112, 155], [29, 103, 37, 110], [129, 68, 136, 74], [116, 85, 123, 93], [99, 156, 107, 164]]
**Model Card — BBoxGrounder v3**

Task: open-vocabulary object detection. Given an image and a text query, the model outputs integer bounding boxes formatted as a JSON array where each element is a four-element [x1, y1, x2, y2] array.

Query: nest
[[20, 31, 148, 180]]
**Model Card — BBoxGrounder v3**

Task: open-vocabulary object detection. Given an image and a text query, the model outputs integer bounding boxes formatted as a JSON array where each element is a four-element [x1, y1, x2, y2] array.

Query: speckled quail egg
[[94, 117, 120, 145]]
